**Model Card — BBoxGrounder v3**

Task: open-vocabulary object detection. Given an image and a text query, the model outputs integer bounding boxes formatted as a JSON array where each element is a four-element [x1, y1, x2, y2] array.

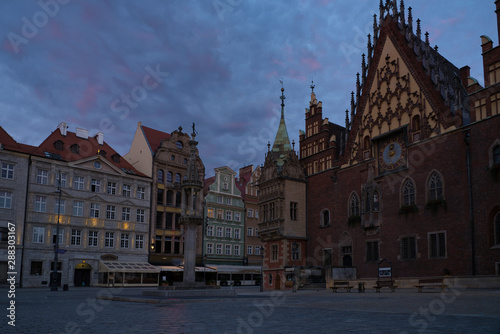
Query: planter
[[425, 198, 446, 213], [347, 215, 361, 228], [399, 204, 418, 215]]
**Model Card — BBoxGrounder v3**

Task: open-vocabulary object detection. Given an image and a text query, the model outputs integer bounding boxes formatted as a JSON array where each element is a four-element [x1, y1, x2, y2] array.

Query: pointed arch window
[[365, 192, 371, 213], [403, 179, 416, 206], [493, 145, 500, 165], [363, 136, 371, 159], [373, 191, 380, 211], [412, 115, 421, 142], [428, 172, 443, 201], [349, 193, 360, 216], [320, 209, 330, 227]]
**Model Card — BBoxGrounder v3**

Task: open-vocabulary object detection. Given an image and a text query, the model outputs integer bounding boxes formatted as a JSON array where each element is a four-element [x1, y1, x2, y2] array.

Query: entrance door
[[274, 274, 281, 290], [74, 263, 92, 286]]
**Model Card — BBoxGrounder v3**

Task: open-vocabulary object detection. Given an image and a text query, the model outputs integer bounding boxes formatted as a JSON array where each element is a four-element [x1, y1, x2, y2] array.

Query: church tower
[[258, 85, 307, 291]]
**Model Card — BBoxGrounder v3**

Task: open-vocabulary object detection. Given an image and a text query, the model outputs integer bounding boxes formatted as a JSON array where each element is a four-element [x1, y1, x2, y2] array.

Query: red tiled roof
[[142, 125, 171, 154], [31, 128, 148, 177], [204, 176, 215, 196]]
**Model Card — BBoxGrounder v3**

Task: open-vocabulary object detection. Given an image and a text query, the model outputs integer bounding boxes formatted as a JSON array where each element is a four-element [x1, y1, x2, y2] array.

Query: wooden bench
[[329, 281, 354, 292], [415, 278, 448, 293], [374, 280, 397, 292]]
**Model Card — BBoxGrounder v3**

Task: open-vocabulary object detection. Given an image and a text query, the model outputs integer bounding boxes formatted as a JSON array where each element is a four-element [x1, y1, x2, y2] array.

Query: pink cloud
[[301, 56, 322, 70], [76, 82, 101, 115]]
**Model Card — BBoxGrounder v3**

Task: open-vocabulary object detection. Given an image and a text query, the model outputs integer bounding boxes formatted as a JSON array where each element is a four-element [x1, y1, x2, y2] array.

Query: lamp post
[[259, 246, 264, 292], [51, 172, 62, 291], [291, 242, 298, 293]]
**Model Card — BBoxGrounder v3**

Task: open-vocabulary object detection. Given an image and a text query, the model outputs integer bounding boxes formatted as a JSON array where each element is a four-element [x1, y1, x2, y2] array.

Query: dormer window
[[176, 141, 183, 149], [112, 153, 121, 163], [70, 144, 80, 154], [98, 150, 107, 158], [54, 140, 64, 151]]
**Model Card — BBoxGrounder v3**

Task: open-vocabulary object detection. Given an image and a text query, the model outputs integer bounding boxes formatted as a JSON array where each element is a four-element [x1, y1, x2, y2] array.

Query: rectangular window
[[217, 196, 223, 204], [120, 233, 129, 248], [105, 232, 114, 248], [206, 243, 213, 254], [216, 226, 223, 237], [0, 191, 12, 209], [225, 244, 231, 255], [122, 207, 131, 221], [429, 232, 446, 258], [255, 211, 259, 219], [292, 243, 300, 260], [54, 198, 65, 215], [207, 207, 214, 218], [107, 182, 116, 195], [217, 209, 223, 220], [106, 205, 116, 220], [234, 245, 240, 256], [206, 225, 214, 237], [234, 229, 240, 240], [255, 246, 261, 255], [91, 179, 101, 193], [137, 187, 145, 199], [90, 203, 100, 218], [73, 201, 83, 216], [57, 173, 67, 188], [290, 202, 297, 221], [52, 228, 63, 245], [122, 184, 131, 197], [88, 230, 98, 247], [247, 245, 253, 255], [225, 227, 231, 238], [30, 261, 43, 275], [73, 176, 84, 190], [247, 227, 253, 236], [36, 170, 48, 184], [216, 244, 222, 255], [234, 212, 241, 222], [366, 241, 379, 262], [271, 245, 278, 261], [247, 209, 253, 217], [137, 209, 145, 223], [71, 229, 82, 246], [1, 163, 14, 179], [135, 234, 144, 249], [401, 236, 417, 260], [226, 197, 232, 205], [35, 195, 47, 212], [226, 211, 232, 221]]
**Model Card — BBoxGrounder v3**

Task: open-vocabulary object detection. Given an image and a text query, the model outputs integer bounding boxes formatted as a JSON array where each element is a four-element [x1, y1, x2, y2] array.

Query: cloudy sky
[[0, 0, 496, 177]]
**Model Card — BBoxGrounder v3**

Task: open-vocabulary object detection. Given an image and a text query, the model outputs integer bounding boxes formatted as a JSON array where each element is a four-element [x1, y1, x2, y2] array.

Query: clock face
[[378, 136, 407, 172]]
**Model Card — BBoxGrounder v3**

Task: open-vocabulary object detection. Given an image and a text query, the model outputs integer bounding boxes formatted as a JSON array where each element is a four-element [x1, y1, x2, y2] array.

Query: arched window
[[412, 115, 421, 131], [373, 191, 380, 211], [320, 209, 330, 227], [349, 193, 360, 216], [494, 212, 500, 246], [428, 172, 443, 201], [363, 136, 371, 159], [175, 173, 181, 183], [166, 171, 173, 183], [157, 169, 164, 183], [175, 192, 181, 207], [493, 145, 500, 165], [403, 179, 416, 206]]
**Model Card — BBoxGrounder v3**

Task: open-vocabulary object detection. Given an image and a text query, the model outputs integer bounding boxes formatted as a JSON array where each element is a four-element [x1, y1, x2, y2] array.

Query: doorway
[[74, 263, 91, 286], [274, 273, 281, 290]]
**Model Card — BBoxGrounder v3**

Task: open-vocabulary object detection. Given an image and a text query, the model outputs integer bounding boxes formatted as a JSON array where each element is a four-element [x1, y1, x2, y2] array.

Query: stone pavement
[[1, 285, 499, 334]]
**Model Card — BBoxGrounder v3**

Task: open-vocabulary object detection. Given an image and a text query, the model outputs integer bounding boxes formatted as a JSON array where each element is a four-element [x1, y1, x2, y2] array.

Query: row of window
[[206, 226, 241, 239], [154, 236, 181, 254], [157, 189, 181, 206], [246, 245, 262, 255], [363, 232, 446, 262], [262, 202, 298, 222], [35, 170, 146, 199], [207, 207, 242, 222], [32, 197, 146, 222], [32, 226, 145, 249], [157, 169, 185, 184], [206, 243, 241, 256]]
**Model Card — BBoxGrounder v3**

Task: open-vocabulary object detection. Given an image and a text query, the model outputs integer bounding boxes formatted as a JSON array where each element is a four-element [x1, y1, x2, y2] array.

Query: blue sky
[[0, 0, 496, 177]]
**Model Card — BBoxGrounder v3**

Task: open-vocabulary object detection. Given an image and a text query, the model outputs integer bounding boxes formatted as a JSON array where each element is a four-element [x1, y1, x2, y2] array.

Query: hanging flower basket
[[347, 215, 361, 228], [398, 204, 418, 215], [425, 198, 447, 213]]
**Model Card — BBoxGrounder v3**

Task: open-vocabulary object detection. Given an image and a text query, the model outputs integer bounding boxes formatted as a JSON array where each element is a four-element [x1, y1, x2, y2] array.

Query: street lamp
[[259, 246, 264, 292], [51, 172, 62, 291], [291, 242, 299, 293]]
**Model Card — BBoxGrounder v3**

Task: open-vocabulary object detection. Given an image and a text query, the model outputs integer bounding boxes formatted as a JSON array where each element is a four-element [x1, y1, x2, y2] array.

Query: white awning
[[99, 261, 160, 273], [158, 266, 217, 272]]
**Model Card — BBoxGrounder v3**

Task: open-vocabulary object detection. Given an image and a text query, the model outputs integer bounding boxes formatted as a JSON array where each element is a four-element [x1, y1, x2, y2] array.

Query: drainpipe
[[464, 130, 475, 275]]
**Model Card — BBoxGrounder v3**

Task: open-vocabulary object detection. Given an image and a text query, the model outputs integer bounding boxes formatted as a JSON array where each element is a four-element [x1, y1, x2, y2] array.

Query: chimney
[[75, 127, 89, 139], [95, 132, 104, 145], [57, 122, 68, 136]]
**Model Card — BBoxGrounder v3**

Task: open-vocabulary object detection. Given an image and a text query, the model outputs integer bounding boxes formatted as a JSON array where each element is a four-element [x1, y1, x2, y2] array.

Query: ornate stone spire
[[271, 84, 292, 167]]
